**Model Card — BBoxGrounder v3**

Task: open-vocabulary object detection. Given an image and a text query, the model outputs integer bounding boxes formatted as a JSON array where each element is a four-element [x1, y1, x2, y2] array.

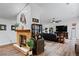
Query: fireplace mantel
[[16, 29, 31, 32], [16, 29, 31, 46], [14, 29, 31, 55]]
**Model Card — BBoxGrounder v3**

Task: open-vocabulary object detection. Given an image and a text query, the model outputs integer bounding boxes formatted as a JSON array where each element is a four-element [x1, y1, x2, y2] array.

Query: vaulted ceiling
[[37, 3, 79, 24], [0, 3, 27, 19], [0, 3, 79, 22]]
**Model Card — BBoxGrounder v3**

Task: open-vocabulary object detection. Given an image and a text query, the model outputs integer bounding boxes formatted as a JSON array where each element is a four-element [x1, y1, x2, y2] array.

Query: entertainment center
[[56, 26, 67, 32]]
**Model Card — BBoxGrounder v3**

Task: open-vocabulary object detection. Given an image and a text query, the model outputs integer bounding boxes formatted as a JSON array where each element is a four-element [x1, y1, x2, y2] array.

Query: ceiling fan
[[50, 20, 62, 23], [49, 18, 62, 23]]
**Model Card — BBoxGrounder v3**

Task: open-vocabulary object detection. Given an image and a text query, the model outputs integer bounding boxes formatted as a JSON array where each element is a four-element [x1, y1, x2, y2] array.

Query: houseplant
[[26, 37, 35, 55], [27, 37, 35, 50]]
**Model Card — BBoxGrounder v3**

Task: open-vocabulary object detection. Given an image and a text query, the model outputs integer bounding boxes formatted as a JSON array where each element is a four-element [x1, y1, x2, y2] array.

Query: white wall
[[40, 3, 79, 39], [1, 3, 78, 45], [43, 17, 79, 40], [17, 5, 32, 29], [0, 18, 16, 45], [30, 4, 43, 23], [40, 3, 78, 24], [43, 23, 56, 33], [17, 4, 43, 29], [0, 4, 32, 45]]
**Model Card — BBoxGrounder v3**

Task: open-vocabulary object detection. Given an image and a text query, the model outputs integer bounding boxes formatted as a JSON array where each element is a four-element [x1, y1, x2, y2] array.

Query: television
[[56, 26, 67, 32]]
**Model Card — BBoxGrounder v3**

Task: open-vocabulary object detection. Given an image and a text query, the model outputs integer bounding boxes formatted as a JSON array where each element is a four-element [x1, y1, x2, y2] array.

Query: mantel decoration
[[15, 23, 19, 27], [20, 13, 26, 24], [14, 23, 20, 30], [20, 13, 26, 30]]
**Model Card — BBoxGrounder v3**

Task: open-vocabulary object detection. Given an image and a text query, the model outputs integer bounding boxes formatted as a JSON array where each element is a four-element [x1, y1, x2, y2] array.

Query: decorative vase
[[22, 26, 24, 30]]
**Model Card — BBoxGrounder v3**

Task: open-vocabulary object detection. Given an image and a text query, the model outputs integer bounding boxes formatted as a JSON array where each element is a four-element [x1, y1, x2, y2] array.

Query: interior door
[[71, 27, 76, 40]]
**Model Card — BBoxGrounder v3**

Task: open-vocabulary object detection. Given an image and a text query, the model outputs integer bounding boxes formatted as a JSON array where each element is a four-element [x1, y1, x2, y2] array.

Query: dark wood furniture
[[57, 32, 66, 43], [57, 32, 68, 39], [31, 24, 44, 55], [64, 32, 68, 39], [75, 40, 79, 56], [57, 33, 64, 43]]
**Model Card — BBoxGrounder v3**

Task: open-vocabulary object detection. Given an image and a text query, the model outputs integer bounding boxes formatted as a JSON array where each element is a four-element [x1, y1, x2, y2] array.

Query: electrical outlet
[[10, 40, 12, 42]]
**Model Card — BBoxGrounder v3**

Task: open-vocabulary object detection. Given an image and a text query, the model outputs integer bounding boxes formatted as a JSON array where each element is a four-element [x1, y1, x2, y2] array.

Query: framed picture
[[0, 24, 6, 30], [20, 13, 26, 24], [11, 25, 16, 31], [49, 27, 53, 33], [32, 18, 39, 23]]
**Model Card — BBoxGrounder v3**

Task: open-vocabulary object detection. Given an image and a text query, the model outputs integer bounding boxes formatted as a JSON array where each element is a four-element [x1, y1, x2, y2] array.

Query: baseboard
[[0, 43, 16, 47]]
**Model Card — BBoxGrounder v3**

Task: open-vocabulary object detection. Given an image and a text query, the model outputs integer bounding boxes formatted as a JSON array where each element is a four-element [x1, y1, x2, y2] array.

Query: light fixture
[[66, 3, 70, 5]]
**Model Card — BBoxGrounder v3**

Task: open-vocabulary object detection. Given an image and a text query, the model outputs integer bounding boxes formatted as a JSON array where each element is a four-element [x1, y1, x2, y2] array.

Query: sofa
[[41, 33, 58, 42]]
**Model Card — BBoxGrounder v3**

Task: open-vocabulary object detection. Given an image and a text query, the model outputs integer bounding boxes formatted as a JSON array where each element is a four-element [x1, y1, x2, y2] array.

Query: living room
[[0, 3, 79, 56]]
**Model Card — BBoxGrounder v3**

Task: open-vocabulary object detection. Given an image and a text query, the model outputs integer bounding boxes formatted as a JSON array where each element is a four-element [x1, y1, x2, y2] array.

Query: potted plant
[[27, 37, 35, 50], [26, 37, 35, 56]]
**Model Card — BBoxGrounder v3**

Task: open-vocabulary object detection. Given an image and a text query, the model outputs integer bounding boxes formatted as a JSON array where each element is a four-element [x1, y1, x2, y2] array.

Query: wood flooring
[[39, 39, 76, 56], [0, 39, 76, 56], [0, 44, 25, 56]]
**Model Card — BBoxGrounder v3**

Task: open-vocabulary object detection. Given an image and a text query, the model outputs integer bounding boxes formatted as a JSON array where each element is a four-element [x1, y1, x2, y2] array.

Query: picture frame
[[20, 13, 26, 24], [32, 18, 39, 23], [0, 24, 6, 30], [49, 27, 53, 33], [11, 25, 16, 31]]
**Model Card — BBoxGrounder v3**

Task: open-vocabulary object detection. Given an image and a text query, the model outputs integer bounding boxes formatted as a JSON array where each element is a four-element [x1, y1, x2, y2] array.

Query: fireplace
[[13, 29, 31, 55], [15, 30, 31, 46], [19, 35, 27, 47]]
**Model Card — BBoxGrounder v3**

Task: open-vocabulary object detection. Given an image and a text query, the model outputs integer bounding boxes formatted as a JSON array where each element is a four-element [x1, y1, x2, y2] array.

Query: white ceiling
[[36, 3, 78, 24], [0, 3, 79, 21], [0, 3, 27, 19]]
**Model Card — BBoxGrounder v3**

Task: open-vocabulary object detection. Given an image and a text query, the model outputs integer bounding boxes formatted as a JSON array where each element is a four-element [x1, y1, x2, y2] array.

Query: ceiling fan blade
[[55, 21, 59, 23], [55, 20, 61, 23]]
